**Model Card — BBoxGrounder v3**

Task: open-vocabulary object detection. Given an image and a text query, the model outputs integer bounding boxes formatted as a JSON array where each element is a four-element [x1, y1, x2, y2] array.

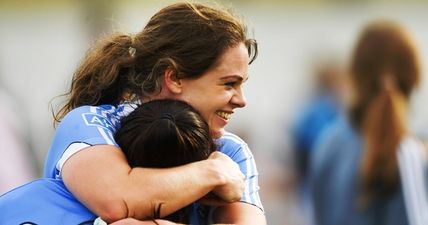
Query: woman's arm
[[211, 202, 266, 225], [108, 203, 266, 225], [110, 218, 184, 225], [62, 146, 244, 223]]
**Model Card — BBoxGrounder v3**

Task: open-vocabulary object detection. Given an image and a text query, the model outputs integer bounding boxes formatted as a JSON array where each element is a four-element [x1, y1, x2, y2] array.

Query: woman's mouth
[[216, 111, 231, 120]]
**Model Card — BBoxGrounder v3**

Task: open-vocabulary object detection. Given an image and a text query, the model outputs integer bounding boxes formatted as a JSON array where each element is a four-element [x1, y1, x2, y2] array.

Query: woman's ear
[[163, 68, 182, 94]]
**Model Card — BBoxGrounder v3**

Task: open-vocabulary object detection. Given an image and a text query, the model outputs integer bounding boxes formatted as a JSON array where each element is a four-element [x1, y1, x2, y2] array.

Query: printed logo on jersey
[[82, 113, 116, 131]]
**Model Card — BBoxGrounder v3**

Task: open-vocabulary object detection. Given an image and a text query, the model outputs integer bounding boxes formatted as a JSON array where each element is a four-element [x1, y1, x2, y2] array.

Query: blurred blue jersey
[[0, 178, 96, 224]]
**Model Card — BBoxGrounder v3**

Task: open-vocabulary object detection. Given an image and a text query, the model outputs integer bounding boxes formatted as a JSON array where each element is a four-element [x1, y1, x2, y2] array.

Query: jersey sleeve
[[397, 137, 428, 225], [217, 132, 264, 212], [0, 178, 96, 224], [43, 106, 119, 179]]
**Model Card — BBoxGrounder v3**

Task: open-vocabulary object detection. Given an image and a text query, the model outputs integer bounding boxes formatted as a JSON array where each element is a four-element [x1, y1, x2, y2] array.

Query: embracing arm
[[211, 202, 266, 225], [109, 203, 266, 225], [62, 145, 244, 223]]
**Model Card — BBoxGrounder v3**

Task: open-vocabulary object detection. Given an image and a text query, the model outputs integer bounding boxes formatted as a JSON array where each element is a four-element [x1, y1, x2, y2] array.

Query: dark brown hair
[[349, 20, 420, 205], [115, 99, 217, 223], [54, 2, 257, 124]]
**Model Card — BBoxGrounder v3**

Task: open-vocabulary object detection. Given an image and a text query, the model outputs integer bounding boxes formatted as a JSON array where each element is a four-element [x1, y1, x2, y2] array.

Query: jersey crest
[[82, 113, 116, 131]]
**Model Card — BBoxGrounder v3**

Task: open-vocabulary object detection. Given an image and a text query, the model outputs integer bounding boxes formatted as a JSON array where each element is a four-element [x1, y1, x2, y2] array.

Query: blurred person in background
[[290, 58, 347, 224], [291, 57, 347, 182], [0, 82, 36, 195], [309, 20, 427, 225], [43, 2, 265, 225]]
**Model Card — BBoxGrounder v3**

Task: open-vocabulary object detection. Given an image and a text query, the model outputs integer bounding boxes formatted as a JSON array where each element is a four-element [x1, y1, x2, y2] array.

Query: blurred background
[[1, 0, 428, 224]]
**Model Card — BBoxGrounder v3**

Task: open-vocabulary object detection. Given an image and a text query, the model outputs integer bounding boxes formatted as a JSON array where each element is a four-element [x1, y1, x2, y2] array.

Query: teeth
[[217, 111, 231, 120]]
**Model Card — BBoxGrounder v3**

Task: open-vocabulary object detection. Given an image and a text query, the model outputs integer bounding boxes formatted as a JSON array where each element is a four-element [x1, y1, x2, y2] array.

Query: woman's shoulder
[[398, 136, 428, 161], [61, 105, 114, 121], [217, 131, 248, 148], [316, 116, 358, 147], [216, 131, 252, 159], [311, 117, 361, 167], [59, 103, 137, 130], [58, 105, 117, 130], [64, 105, 118, 117]]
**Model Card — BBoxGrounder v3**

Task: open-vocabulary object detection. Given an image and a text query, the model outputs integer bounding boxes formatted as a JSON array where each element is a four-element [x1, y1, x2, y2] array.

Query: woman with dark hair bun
[[113, 99, 217, 224], [116, 99, 217, 171]]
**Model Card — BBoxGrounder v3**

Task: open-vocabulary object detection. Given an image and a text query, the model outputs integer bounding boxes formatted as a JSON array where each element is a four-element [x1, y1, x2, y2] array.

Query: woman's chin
[[211, 129, 224, 139]]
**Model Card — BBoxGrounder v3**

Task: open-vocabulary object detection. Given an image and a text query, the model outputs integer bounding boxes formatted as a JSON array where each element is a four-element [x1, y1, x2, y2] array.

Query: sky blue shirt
[[309, 117, 410, 225], [0, 178, 96, 224], [43, 103, 263, 224]]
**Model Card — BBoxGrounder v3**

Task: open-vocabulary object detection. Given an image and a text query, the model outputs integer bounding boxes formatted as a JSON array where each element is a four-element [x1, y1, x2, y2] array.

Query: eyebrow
[[220, 75, 249, 82]]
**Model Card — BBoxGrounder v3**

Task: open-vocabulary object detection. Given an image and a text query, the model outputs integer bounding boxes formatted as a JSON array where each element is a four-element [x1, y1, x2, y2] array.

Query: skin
[[176, 43, 249, 139], [62, 43, 265, 224], [63, 146, 244, 222], [110, 203, 266, 225]]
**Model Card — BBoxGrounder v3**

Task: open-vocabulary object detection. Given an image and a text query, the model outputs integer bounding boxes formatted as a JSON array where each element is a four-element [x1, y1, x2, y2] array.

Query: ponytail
[[54, 33, 138, 124], [359, 85, 407, 205]]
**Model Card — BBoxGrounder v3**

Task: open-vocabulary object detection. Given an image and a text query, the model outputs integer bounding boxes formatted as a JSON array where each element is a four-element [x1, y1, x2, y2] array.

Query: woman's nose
[[231, 89, 247, 108]]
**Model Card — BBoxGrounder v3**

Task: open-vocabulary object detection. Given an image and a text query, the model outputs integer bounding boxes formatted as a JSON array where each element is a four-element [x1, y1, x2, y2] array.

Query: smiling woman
[[178, 43, 249, 138], [40, 1, 265, 225]]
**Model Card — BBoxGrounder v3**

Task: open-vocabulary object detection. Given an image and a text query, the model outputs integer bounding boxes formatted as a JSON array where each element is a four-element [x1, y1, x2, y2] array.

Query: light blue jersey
[[309, 117, 415, 225], [0, 178, 96, 224], [216, 132, 263, 210], [43, 103, 263, 223], [44, 104, 137, 179]]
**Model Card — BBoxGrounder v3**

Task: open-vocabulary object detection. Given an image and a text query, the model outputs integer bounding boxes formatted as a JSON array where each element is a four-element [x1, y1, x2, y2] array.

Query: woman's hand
[[110, 218, 185, 225], [207, 151, 245, 203]]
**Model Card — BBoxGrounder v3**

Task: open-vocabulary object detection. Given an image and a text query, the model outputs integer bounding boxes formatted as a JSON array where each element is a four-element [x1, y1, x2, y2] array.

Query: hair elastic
[[160, 113, 176, 123], [128, 47, 136, 58]]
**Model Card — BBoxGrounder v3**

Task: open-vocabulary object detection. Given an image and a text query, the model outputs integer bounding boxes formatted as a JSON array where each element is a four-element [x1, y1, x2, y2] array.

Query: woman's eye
[[225, 82, 236, 87]]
